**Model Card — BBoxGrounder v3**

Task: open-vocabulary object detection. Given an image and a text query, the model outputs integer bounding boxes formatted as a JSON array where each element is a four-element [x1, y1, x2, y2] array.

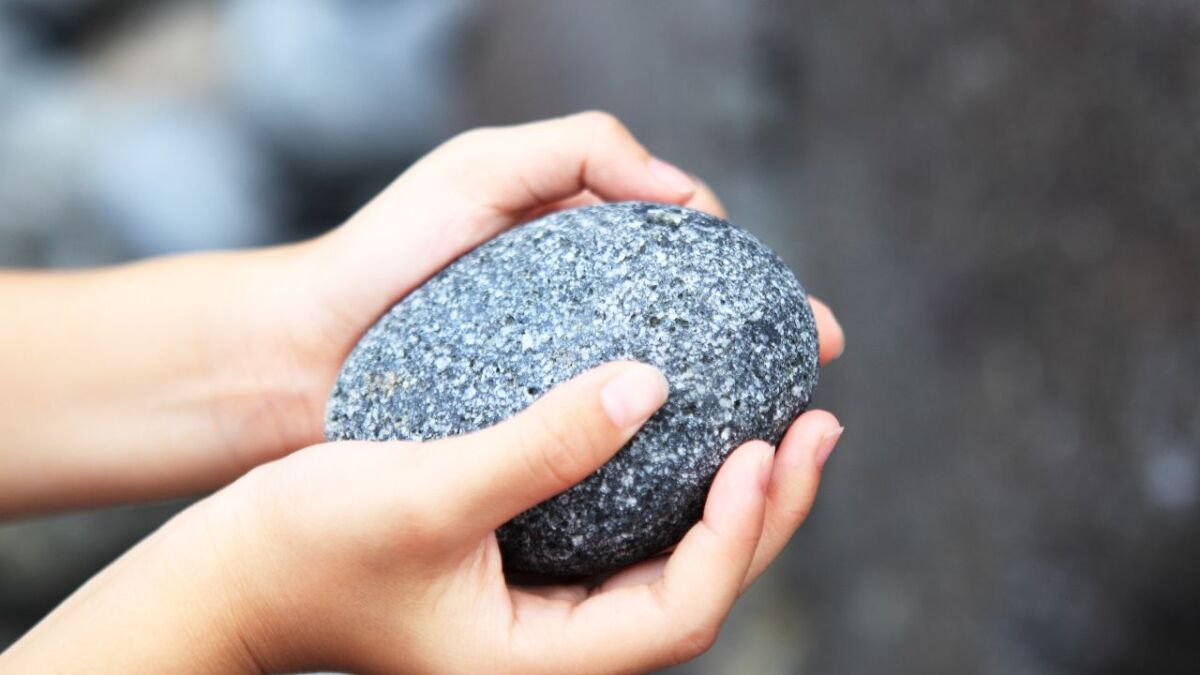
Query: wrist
[[95, 247, 332, 494], [0, 247, 331, 515], [103, 245, 333, 481], [193, 244, 332, 469]]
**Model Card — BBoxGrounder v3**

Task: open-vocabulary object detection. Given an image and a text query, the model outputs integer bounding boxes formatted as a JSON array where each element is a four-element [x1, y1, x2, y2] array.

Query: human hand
[[3, 361, 841, 673], [0, 111, 843, 517], [229, 111, 846, 472]]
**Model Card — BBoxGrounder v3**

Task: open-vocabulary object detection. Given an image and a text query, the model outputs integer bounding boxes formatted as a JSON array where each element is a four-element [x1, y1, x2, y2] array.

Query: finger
[[527, 175, 726, 222], [431, 361, 668, 534], [330, 112, 698, 310], [741, 410, 842, 591], [416, 111, 696, 218], [532, 441, 772, 671], [531, 175, 726, 220], [810, 295, 845, 364], [684, 175, 727, 219], [522, 190, 603, 222]]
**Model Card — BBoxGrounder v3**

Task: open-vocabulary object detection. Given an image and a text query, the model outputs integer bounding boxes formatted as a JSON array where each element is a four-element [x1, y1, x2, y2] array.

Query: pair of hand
[[1, 112, 844, 673]]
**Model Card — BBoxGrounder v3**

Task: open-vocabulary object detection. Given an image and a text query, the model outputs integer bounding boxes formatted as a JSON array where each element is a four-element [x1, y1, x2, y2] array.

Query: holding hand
[[3, 362, 841, 673], [251, 110, 846, 468], [0, 111, 843, 514]]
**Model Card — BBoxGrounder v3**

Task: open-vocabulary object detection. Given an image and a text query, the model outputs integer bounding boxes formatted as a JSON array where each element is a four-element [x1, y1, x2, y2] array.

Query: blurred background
[[1, 1, 1198, 672]]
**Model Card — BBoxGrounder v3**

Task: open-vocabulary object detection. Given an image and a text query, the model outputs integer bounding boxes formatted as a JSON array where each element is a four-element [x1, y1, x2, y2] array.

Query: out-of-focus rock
[[223, 0, 471, 173], [79, 104, 280, 255]]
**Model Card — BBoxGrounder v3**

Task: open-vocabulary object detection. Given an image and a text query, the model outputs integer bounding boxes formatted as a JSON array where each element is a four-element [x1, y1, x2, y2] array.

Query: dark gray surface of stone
[[326, 201, 819, 577]]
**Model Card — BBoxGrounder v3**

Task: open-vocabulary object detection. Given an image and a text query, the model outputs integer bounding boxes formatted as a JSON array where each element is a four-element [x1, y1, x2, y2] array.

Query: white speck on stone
[[649, 208, 685, 225]]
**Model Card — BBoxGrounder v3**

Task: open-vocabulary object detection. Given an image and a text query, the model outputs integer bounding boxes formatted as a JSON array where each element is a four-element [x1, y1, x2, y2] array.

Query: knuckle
[[781, 499, 815, 528], [671, 622, 721, 664], [650, 584, 722, 665], [384, 480, 424, 520], [448, 126, 493, 146], [396, 501, 446, 547], [435, 127, 499, 166], [574, 109, 629, 138], [761, 508, 808, 557]]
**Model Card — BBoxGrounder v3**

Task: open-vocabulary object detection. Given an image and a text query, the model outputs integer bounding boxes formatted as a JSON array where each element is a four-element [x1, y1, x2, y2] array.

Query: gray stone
[[325, 201, 820, 577]]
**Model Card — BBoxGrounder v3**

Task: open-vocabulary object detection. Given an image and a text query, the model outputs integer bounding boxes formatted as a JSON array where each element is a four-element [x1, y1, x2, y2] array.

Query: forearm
[[0, 249, 325, 516], [0, 496, 262, 673]]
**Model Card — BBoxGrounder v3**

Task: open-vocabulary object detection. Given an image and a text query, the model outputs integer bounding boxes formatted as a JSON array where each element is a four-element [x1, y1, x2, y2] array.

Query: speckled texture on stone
[[325, 201, 819, 577]]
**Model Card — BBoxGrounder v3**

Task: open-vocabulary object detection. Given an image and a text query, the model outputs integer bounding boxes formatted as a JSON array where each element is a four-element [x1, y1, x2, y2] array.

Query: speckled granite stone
[[326, 201, 819, 577]]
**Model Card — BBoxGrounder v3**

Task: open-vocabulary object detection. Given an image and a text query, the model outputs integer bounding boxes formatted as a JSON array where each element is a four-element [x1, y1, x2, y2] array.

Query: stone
[[325, 201, 820, 577]]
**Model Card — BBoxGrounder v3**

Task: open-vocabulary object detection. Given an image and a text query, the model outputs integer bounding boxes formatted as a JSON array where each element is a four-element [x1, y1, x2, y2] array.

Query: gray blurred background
[[1, 1, 1198, 673]]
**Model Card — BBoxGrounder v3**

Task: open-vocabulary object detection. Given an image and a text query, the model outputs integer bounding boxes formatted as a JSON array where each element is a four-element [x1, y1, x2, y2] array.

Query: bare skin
[[0, 112, 844, 674]]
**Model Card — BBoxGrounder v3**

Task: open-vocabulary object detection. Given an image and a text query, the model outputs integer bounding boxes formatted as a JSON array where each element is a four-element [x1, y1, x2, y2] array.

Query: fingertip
[[777, 410, 843, 471], [647, 156, 697, 201], [598, 362, 669, 429], [438, 361, 669, 531], [778, 410, 840, 451], [815, 426, 844, 471], [809, 296, 845, 363], [738, 411, 840, 590], [730, 440, 775, 487], [684, 175, 729, 219]]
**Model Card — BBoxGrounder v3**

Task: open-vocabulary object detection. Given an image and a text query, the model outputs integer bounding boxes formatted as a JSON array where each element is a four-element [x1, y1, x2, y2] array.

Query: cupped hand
[[230, 111, 844, 470], [202, 361, 842, 674]]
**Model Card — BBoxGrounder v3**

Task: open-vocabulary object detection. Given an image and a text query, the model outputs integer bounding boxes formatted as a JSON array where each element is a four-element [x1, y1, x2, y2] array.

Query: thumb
[[430, 361, 668, 534]]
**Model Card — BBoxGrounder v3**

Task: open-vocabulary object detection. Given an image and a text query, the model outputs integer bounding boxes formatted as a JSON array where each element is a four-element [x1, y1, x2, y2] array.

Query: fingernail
[[757, 444, 775, 492], [601, 364, 669, 428], [647, 156, 696, 195], [815, 426, 844, 470]]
